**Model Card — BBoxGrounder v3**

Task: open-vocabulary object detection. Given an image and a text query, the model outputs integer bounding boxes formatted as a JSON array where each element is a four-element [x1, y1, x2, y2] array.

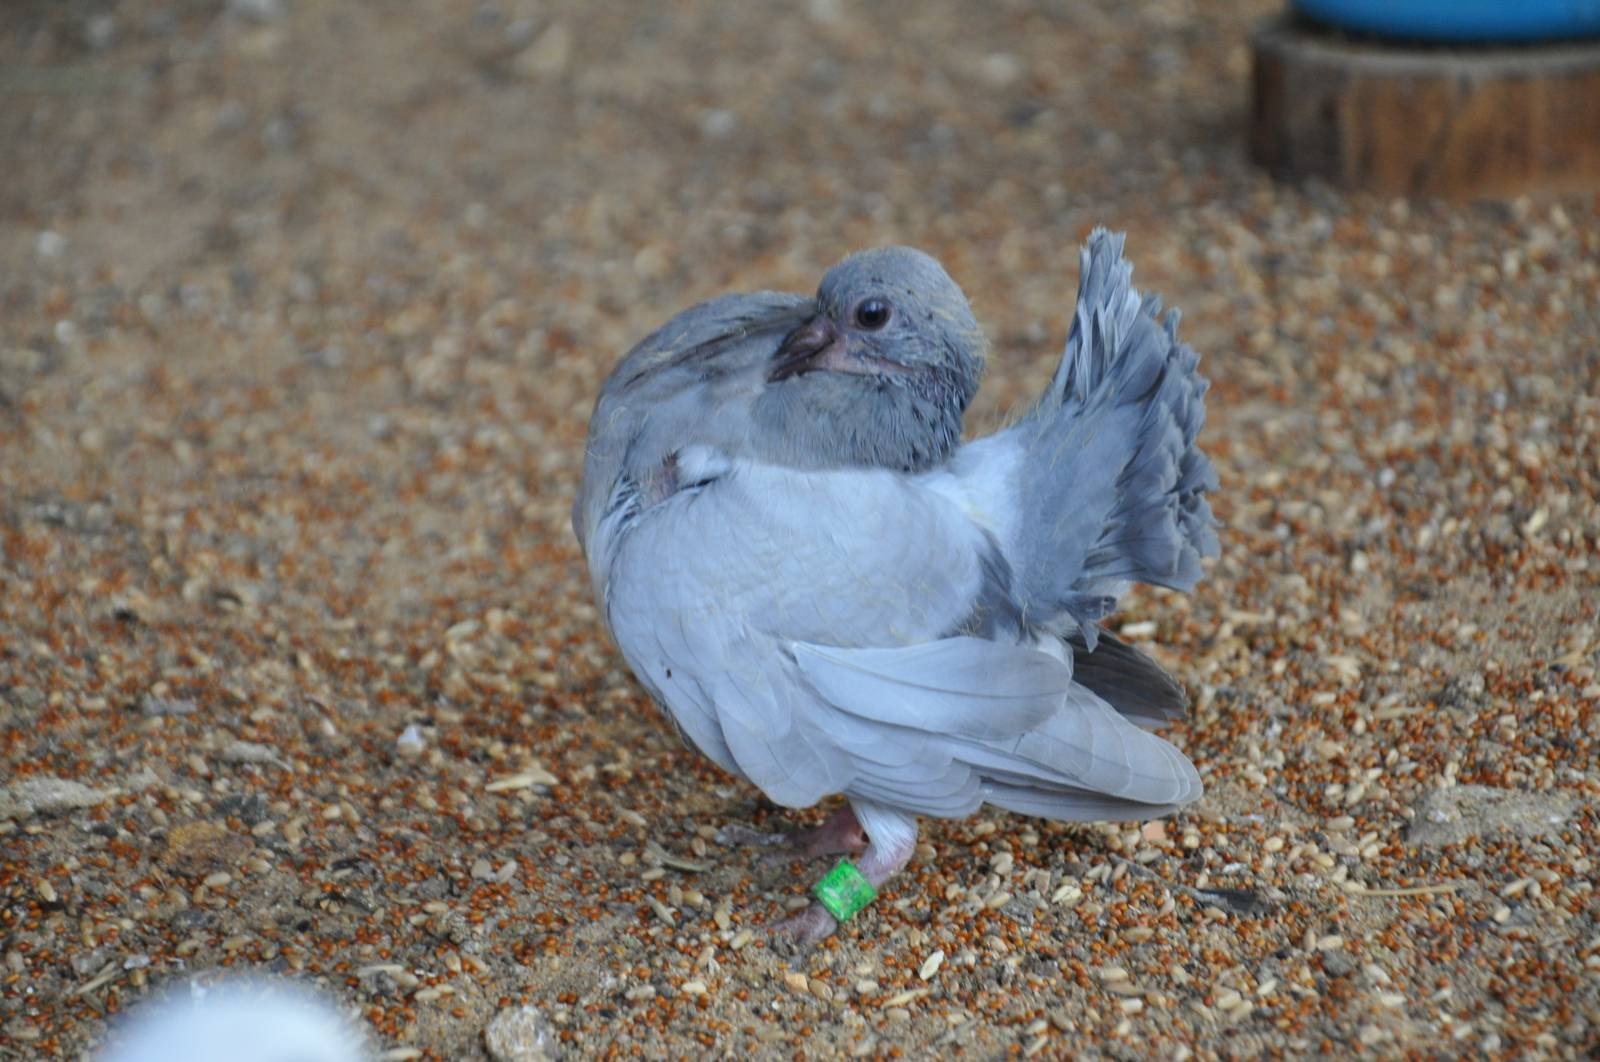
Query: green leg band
[[813, 860, 877, 922]]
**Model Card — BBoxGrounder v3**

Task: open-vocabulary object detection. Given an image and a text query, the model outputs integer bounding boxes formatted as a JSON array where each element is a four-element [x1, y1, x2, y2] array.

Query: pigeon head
[[754, 247, 985, 473], [771, 247, 984, 390]]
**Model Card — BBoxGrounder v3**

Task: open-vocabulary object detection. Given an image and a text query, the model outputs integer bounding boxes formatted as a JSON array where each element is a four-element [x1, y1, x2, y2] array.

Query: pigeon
[[574, 230, 1218, 944]]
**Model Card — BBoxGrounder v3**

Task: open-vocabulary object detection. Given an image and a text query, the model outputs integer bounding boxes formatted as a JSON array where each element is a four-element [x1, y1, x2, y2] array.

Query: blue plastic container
[[1294, 0, 1600, 42]]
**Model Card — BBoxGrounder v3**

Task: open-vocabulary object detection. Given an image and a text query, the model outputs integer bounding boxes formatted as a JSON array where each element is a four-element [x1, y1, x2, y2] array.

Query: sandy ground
[[3, 0, 1598, 1058]]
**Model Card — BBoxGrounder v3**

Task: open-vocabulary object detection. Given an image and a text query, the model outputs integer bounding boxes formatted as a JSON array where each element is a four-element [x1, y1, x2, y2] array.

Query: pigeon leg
[[716, 804, 868, 861], [771, 801, 917, 949]]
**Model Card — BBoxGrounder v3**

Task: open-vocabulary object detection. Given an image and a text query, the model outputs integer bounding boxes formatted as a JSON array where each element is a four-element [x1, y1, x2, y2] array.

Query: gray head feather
[[751, 246, 985, 473]]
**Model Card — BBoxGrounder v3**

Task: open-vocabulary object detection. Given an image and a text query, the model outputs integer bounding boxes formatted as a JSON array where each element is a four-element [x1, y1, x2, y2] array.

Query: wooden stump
[[1250, 17, 1600, 198]]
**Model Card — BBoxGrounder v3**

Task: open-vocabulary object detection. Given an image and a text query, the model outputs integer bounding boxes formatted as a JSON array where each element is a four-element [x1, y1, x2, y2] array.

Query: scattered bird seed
[[484, 766, 558, 792]]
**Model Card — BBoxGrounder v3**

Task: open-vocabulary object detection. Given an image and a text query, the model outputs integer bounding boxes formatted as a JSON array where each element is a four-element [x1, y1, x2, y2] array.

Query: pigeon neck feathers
[[749, 369, 969, 473]]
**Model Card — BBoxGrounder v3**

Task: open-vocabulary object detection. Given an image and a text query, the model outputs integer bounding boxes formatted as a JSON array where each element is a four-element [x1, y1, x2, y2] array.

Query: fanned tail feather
[[1007, 229, 1219, 646]]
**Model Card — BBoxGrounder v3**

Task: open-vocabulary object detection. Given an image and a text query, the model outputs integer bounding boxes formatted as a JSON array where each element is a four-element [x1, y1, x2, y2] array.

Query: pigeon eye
[[853, 298, 892, 331]]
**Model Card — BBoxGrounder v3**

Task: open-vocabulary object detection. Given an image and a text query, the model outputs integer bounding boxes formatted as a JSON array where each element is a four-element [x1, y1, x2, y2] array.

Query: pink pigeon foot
[[770, 801, 918, 953], [716, 804, 869, 863]]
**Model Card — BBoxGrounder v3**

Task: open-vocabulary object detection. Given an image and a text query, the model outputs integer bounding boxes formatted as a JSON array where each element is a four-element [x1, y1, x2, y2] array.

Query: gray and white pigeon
[[574, 231, 1218, 943]]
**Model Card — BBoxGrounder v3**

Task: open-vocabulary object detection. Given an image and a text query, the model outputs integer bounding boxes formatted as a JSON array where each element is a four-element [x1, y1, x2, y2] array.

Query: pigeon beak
[[768, 315, 849, 382]]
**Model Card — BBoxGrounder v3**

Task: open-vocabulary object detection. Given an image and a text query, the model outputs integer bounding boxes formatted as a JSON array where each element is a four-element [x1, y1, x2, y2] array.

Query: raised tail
[[976, 229, 1218, 645]]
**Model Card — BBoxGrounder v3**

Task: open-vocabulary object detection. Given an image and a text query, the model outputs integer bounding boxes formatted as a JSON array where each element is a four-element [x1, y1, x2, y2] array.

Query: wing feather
[[791, 638, 1069, 740]]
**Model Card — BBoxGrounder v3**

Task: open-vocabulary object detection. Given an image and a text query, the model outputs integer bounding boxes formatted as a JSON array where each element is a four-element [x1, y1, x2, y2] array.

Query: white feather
[[99, 979, 368, 1062]]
